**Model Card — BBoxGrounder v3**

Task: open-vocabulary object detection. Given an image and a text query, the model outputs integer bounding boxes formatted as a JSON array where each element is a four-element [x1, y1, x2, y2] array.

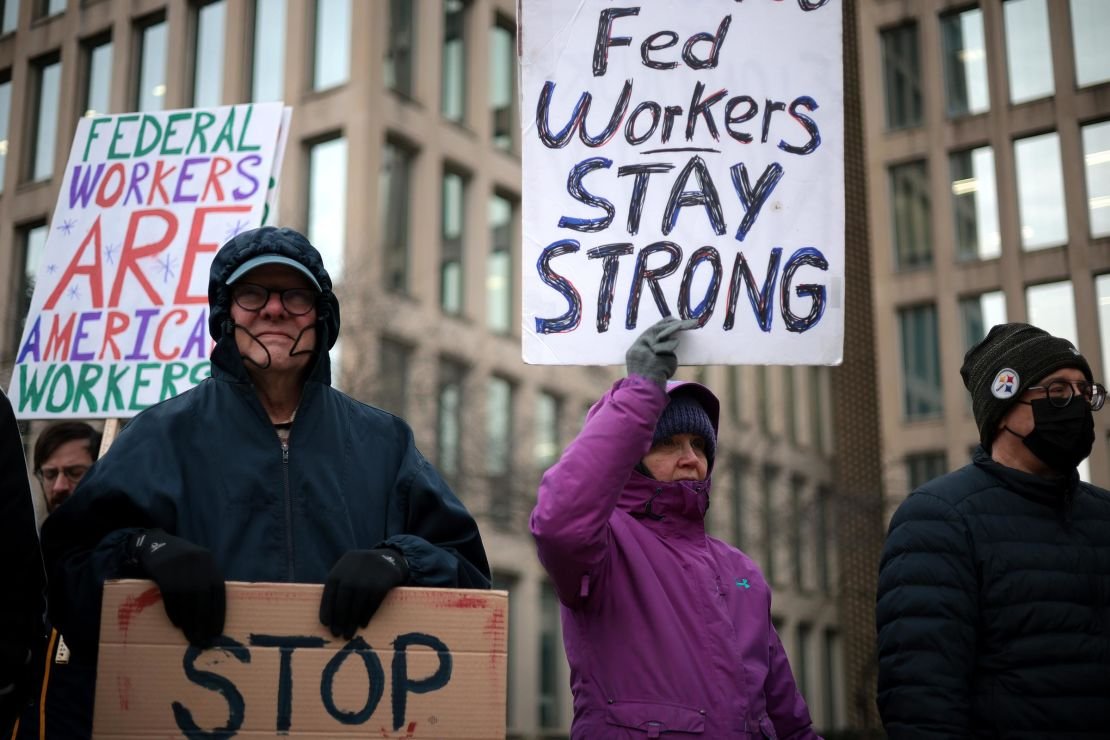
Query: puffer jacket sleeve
[[876, 489, 977, 739], [0, 390, 45, 733], [765, 622, 821, 739], [530, 374, 667, 608], [40, 417, 180, 659], [377, 435, 491, 590]]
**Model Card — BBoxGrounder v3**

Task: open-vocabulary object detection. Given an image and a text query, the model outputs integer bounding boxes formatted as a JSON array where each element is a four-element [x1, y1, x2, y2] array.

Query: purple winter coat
[[531, 375, 819, 739]]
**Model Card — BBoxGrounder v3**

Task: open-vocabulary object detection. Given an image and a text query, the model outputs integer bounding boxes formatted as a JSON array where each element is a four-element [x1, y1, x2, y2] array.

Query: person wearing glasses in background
[[39, 228, 490, 703], [877, 323, 1110, 738], [33, 423, 101, 515], [9, 422, 102, 739]]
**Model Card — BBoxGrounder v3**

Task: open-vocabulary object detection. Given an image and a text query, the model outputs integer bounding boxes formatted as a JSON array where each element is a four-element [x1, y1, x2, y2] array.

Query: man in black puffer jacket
[[877, 322, 1110, 739]]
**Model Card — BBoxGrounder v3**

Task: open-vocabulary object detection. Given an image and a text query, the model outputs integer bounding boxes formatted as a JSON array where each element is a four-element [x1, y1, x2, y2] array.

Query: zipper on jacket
[[281, 440, 295, 581]]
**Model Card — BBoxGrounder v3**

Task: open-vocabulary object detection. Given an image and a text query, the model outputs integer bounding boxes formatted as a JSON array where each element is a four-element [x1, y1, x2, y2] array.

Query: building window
[[823, 629, 840, 728], [815, 487, 831, 593], [810, 366, 826, 453], [795, 623, 812, 699], [899, 304, 943, 419], [950, 145, 1000, 261], [441, 168, 467, 315], [940, 7, 989, 118], [2, 0, 17, 33], [486, 376, 513, 477], [1015, 132, 1068, 251], [790, 476, 805, 589], [1095, 275, 1110, 382], [81, 36, 112, 118], [1024, 283, 1087, 478], [1004, 0, 1054, 104], [756, 365, 770, 432], [539, 583, 562, 729], [0, 72, 11, 191], [727, 367, 742, 426], [437, 358, 466, 480], [1083, 121, 1110, 239], [906, 451, 947, 491], [380, 139, 414, 293], [890, 160, 932, 270], [28, 53, 61, 183], [881, 23, 922, 130], [376, 337, 411, 418], [192, 0, 225, 107], [731, 457, 747, 549], [307, 136, 348, 281], [488, 192, 514, 333], [385, 0, 415, 97], [534, 390, 561, 470], [251, 0, 286, 102], [442, 0, 469, 123], [1071, 0, 1110, 88], [762, 465, 777, 586], [136, 15, 168, 112], [959, 290, 1006, 350], [1027, 280, 1078, 347], [784, 367, 797, 444], [490, 18, 515, 150], [16, 223, 48, 330], [313, 0, 349, 91], [36, 0, 64, 20]]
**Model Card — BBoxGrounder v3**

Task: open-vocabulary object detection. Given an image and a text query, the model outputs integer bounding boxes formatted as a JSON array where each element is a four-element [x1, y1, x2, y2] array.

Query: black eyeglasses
[[231, 283, 318, 316], [35, 465, 89, 485], [1024, 380, 1107, 411]]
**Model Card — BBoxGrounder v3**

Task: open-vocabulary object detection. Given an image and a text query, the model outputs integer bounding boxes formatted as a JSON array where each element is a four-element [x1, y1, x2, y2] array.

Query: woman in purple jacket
[[531, 318, 819, 739]]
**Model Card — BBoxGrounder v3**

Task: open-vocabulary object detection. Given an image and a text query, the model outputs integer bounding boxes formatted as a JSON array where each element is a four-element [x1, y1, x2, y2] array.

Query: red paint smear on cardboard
[[485, 608, 507, 668], [116, 586, 162, 641], [117, 675, 131, 710], [443, 594, 488, 609]]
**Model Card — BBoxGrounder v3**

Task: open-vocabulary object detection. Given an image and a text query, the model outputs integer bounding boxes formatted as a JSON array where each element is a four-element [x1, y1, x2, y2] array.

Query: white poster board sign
[[9, 103, 290, 418], [520, 0, 843, 365]]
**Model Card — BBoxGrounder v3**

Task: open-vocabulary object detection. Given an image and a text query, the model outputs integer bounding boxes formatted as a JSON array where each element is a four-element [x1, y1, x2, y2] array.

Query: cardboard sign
[[520, 0, 844, 365], [96, 580, 508, 739], [9, 103, 291, 419]]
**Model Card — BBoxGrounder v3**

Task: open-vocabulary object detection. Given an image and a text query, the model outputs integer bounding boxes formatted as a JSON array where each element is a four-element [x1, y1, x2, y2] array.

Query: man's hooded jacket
[[41, 227, 491, 657]]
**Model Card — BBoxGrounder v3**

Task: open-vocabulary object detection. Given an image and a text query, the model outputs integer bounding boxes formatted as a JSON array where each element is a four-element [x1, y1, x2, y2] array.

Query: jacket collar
[[618, 469, 711, 525], [972, 445, 1079, 507]]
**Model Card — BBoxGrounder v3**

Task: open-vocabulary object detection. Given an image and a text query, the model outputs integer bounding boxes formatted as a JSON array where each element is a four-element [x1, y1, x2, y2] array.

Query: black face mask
[[1010, 397, 1095, 472]]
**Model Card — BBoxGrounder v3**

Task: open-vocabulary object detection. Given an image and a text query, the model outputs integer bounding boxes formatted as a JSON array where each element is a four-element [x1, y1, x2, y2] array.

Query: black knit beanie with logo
[[652, 393, 717, 468], [960, 322, 1093, 450]]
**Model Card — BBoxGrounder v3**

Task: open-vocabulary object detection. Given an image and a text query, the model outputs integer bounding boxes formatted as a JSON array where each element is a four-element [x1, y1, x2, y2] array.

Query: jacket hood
[[207, 227, 341, 382]]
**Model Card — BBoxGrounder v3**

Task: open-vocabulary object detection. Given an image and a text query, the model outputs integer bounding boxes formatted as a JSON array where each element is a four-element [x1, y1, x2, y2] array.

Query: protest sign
[[9, 103, 290, 418], [520, 0, 843, 365], [96, 580, 508, 738]]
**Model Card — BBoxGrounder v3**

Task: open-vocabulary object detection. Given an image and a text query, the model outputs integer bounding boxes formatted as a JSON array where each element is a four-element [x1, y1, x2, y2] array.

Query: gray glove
[[625, 317, 698, 388]]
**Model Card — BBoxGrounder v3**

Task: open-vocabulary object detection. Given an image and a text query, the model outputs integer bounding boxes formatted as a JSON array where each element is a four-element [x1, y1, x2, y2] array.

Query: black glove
[[128, 529, 226, 647], [320, 549, 409, 639], [625, 317, 699, 387]]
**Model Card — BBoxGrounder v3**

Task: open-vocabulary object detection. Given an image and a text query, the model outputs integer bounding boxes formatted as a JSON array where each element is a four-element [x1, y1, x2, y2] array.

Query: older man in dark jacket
[[876, 322, 1110, 738], [41, 227, 490, 662]]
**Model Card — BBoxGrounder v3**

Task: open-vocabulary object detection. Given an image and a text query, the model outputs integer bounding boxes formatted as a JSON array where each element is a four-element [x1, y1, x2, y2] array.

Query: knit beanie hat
[[652, 392, 717, 468], [960, 322, 1093, 449]]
